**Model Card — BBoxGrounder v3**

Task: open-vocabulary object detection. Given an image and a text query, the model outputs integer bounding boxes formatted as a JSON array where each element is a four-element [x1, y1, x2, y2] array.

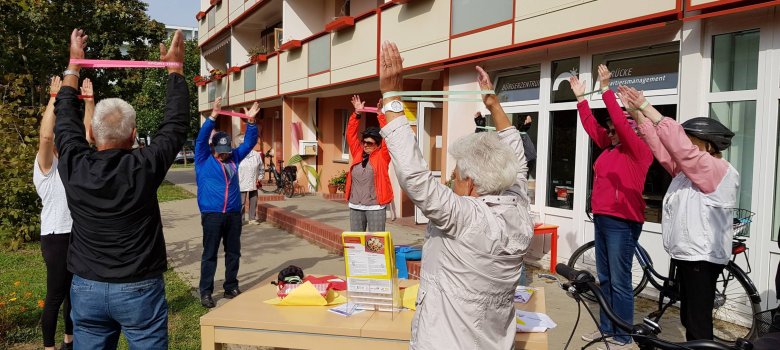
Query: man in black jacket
[[54, 28, 188, 350]]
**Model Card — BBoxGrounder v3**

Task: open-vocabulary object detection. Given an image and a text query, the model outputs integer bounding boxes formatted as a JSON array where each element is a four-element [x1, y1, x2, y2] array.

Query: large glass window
[[337, 109, 349, 160], [592, 45, 679, 94], [208, 82, 216, 103], [709, 101, 756, 210], [308, 35, 331, 75], [451, 0, 513, 35], [243, 65, 257, 92], [585, 106, 677, 223], [711, 29, 759, 92], [494, 70, 540, 104], [548, 110, 578, 209], [208, 10, 215, 30], [551, 57, 579, 103]]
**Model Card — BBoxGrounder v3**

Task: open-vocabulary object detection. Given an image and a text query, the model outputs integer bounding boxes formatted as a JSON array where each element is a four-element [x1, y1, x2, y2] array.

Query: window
[[709, 101, 756, 210], [711, 29, 759, 92], [551, 57, 579, 103], [548, 110, 578, 209], [451, 0, 513, 35], [592, 43, 679, 96], [585, 106, 677, 223], [244, 65, 257, 92], [494, 69, 540, 104], [208, 10, 215, 30], [774, 105, 780, 241], [308, 35, 331, 75], [208, 83, 216, 102], [337, 109, 349, 160], [335, 0, 350, 17]]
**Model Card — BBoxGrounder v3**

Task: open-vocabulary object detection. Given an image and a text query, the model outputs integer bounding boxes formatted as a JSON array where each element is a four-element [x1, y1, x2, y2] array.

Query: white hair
[[449, 132, 521, 195], [92, 98, 136, 145]]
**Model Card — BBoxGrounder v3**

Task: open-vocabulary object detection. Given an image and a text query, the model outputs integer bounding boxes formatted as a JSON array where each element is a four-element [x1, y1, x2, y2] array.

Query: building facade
[[196, 0, 780, 314]]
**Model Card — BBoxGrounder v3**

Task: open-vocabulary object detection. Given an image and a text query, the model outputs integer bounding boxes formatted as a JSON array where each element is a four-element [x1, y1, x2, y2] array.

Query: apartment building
[[196, 0, 780, 314]]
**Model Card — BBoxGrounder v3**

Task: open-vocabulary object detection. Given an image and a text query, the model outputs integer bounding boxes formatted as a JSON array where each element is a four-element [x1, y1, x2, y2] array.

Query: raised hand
[[69, 29, 87, 60], [243, 102, 260, 124], [351, 95, 365, 110], [568, 76, 586, 101], [160, 29, 185, 75], [210, 97, 223, 118], [80, 78, 93, 99], [597, 64, 611, 91], [49, 76, 62, 96], [475, 66, 496, 105], [620, 85, 646, 107], [379, 41, 404, 95]]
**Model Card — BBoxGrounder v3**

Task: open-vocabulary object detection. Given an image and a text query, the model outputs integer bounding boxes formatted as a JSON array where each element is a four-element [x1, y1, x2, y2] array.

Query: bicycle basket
[[732, 208, 755, 237], [754, 308, 780, 337], [283, 166, 298, 181]]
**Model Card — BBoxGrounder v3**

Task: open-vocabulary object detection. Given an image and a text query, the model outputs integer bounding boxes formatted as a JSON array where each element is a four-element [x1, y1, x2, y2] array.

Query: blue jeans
[[199, 212, 242, 296], [70, 275, 168, 350], [593, 214, 642, 344]]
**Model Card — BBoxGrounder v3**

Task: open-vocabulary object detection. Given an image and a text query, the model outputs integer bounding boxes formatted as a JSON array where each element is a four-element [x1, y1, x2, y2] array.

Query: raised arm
[[597, 64, 650, 161], [38, 76, 61, 174], [80, 78, 95, 144], [570, 75, 611, 149], [620, 85, 676, 175], [234, 102, 259, 161], [55, 29, 91, 163], [195, 97, 221, 164], [346, 95, 364, 158]]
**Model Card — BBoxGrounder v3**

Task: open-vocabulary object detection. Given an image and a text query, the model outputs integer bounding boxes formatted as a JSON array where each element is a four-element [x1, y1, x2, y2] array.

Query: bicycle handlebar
[[555, 263, 751, 350]]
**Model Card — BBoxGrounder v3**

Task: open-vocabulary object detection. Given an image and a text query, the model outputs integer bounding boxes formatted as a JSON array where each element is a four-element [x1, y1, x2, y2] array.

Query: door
[[415, 102, 444, 224]]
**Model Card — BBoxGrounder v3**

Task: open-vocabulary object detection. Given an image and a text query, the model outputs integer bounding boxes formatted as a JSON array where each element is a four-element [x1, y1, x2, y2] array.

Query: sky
[[145, 0, 200, 28]]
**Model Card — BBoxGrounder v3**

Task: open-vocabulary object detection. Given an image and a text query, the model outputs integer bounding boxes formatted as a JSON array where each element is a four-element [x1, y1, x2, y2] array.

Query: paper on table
[[515, 309, 557, 333], [328, 302, 366, 317], [514, 286, 535, 303], [264, 281, 347, 306], [401, 284, 419, 310]]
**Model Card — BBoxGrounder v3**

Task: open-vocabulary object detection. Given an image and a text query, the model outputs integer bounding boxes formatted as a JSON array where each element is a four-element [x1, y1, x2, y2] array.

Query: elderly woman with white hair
[[377, 41, 533, 349]]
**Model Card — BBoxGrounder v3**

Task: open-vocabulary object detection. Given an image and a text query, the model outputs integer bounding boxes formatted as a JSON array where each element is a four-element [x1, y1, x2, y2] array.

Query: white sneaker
[[596, 340, 635, 350], [582, 330, 605, 342]]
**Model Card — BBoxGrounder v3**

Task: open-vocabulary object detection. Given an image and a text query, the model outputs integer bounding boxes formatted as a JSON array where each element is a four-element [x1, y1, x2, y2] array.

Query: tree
[[135, 39, 201, 140], [0, 0, 168, 245]]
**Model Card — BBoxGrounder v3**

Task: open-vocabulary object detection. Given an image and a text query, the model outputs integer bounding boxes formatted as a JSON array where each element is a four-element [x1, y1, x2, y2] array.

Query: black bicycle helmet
[[362, 127, 383, 144], [681, 117, 734, 152]]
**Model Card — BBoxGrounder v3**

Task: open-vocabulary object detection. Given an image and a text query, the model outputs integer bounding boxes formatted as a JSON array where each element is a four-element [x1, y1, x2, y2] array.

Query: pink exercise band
[[357, 107, 378, 114], [218, 110, 251, 119], [70, 59, 183, 68]]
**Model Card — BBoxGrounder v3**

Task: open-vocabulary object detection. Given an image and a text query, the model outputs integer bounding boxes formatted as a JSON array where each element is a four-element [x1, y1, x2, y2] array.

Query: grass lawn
[[0, 182, 203, 349]]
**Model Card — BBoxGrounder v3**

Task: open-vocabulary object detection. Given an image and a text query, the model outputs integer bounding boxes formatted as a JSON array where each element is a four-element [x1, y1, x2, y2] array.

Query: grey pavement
[[162, 167, 687, 349]]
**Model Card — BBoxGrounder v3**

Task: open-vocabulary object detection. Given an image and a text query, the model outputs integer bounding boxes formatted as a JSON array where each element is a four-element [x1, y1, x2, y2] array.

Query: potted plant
[[209, 68, 225, 79], [227, 66, 241, 74], [247, 45, 268, 63], [328, 170, 347, 194]]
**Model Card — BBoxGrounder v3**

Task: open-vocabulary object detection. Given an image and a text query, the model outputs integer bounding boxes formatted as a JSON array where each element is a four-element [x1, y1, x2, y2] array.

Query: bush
[[329, 170, 347, 192], [0, 74, 42, 248]]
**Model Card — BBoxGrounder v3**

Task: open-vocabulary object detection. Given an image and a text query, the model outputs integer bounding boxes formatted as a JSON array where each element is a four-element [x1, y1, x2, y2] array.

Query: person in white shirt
[[34, 76, 93, 350], [236, 134, 263, 224]]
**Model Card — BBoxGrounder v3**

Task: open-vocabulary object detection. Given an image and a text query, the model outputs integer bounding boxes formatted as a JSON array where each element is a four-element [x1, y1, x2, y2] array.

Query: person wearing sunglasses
[[569, 65, 653, 350], [345, 95, 393, 231]]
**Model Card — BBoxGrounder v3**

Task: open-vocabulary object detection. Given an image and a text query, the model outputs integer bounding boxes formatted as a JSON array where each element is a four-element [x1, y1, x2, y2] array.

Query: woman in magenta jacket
[[569, 65, 654, 348]]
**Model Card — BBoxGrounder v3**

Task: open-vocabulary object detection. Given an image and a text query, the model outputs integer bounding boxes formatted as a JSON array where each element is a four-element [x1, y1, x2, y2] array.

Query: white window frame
[[339, 109, 350, 161]]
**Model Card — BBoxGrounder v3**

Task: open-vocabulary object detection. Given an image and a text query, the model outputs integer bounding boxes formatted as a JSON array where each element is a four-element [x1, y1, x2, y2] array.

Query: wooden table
[[534, 224, 560, 273], [200, 277, 549, 350]]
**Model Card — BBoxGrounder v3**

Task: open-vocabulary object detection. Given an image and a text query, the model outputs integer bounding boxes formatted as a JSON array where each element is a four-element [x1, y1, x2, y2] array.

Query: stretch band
[[401, 97, 483, 102], [356, 107, 378, 114], [626, 101, 650, 112], [382, 90, 494, 98], [576, 86, 610, 98], [475, 125, 496, 131], [218, 110, 252, 119], [70, 59, 182, 68]]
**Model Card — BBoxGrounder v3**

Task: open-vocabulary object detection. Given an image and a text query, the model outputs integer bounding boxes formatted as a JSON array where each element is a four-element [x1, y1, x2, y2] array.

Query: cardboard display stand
[[342, 232, 400, 312]]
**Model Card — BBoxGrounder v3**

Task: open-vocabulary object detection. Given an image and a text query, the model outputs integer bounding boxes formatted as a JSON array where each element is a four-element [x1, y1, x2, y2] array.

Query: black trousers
[[40, 233, 74, 347], [673, 259, 725, 341], [199, 212, 242, 296]]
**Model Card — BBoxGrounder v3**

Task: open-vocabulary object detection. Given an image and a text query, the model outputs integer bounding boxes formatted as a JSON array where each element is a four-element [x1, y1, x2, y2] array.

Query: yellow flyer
[[342, 232, 397, 309]]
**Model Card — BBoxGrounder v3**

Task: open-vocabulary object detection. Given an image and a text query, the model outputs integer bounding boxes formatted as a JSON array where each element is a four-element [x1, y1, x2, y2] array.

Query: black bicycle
[[260, 151, 297, 198], [568, 209, 761, 342], [546, 263, 754, 350]]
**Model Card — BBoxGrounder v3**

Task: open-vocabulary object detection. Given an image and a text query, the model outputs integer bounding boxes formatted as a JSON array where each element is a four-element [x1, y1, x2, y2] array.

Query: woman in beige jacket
[[378, 41, 534, 349]]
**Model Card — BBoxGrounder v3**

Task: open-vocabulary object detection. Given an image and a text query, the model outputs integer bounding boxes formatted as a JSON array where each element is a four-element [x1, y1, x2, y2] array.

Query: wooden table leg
[[201, 325, 222, 350]]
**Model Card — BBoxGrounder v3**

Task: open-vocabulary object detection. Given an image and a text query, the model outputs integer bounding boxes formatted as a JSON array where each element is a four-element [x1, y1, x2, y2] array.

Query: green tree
[[135, 39, 201, 139]]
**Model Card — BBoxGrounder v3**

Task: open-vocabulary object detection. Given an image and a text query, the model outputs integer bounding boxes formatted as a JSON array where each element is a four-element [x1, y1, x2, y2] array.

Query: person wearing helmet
[[194, 97, 260, 308], [620, 85, 739, 341], [570, 66, 653, 349], [345, 95, 393, 231]]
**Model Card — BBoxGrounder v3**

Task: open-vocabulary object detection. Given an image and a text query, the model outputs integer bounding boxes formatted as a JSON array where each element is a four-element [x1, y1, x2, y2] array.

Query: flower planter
[[250, 54, 269, 64], [278, 40, 302, 52], [196, 11, 206, 21], [327, 184, 338, 194], [196, 81, 207, 87], [194, 75, 204, 82], [210, 0, 222, 5], [325, 17, 355, 33], [214, 74, 225, 80], [227, 66, 241, 74]]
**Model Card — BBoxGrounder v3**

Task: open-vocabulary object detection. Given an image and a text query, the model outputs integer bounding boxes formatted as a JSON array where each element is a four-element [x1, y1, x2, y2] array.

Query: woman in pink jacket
[[570, 65, 653, 349], [621, 85, 738, 341]]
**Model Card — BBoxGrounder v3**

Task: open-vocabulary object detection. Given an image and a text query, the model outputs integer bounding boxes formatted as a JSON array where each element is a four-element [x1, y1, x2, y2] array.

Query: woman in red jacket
[[569, 65, 653, 349], [345, 95, 393, 231]]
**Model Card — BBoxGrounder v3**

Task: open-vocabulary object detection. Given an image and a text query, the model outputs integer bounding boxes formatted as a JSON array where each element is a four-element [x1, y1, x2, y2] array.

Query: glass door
[[415, 102, 443, 224]]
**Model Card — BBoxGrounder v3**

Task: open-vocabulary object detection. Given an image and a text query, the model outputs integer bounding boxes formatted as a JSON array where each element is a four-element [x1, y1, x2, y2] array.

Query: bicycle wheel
[[283, 175, 296, 198], [567, 241, 649, 303], [711, 262, 761, 343]]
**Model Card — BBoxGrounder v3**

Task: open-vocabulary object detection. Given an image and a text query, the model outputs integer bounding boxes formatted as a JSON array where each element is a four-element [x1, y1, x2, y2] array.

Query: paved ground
[[162, 167, 687, 349]]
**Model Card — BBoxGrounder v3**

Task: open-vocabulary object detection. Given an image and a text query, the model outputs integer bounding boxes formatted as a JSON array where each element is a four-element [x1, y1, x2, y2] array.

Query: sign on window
[[494, 71, 540, 103]]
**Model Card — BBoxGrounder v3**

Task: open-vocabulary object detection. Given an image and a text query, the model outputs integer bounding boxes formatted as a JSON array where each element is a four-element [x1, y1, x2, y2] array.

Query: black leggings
[[673, 259, 725, 341], [41, 233, 73, 347]]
